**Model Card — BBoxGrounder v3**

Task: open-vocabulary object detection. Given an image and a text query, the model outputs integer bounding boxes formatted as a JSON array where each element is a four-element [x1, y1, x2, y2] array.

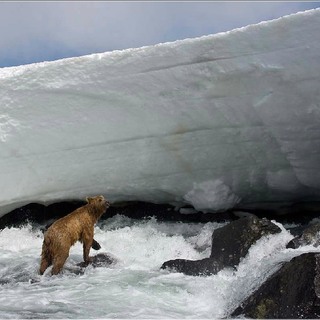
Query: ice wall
[[0, 9, 320, 216]]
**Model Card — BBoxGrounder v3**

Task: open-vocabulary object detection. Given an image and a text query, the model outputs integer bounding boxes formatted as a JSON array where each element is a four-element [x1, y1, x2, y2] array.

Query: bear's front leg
[[82, 231, 94, 265], [82, 242, 93, 266]]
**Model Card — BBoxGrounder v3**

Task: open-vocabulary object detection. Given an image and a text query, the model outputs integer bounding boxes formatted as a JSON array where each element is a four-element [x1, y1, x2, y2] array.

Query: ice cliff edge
[[0, 9, 320, 216]]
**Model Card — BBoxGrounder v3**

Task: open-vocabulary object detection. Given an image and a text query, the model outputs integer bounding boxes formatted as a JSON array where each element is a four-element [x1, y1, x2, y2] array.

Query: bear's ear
[[86, 197, 94, 204], [97, 195, 105, 202]]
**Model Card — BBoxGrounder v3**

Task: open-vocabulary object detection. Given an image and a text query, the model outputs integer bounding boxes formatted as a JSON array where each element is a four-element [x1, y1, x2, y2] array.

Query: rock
[[77, 253, 118, 268], [46, 201, 86, 220], [0, 200, 234, 231], [231, 253, 320, 319], [286, 221, 320, 249], [209, 216, 281, 268], [161, 217, 281, 275], [161, 258, 221, 276], [0, 201, 85, 230], [233, 201, 320, 225], [30, 253, 118, 279], [0, 203, 46, 229], [106, 201, 233, 223]]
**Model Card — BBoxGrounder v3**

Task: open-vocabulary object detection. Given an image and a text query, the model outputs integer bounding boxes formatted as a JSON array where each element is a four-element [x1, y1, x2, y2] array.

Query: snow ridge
[[0, 9, 320, 216]]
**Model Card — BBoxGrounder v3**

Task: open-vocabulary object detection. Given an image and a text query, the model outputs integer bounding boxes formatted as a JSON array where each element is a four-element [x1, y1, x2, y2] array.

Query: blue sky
[[0, 1, 319, 68]]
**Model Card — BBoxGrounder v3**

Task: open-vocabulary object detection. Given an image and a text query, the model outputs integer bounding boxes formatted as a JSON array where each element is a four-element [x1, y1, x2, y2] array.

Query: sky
[[0, 1, 319, 68]]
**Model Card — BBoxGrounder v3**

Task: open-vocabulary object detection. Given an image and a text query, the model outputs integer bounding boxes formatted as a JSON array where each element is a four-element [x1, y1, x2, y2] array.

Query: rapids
[[0, 215, 318, 319]]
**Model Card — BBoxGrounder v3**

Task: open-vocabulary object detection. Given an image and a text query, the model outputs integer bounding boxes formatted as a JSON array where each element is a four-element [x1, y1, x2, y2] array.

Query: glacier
[[0, 9, 320, 217]]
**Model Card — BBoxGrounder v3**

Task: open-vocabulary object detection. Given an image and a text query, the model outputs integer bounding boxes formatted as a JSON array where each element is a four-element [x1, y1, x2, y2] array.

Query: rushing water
[[0, 215, 319, 319]]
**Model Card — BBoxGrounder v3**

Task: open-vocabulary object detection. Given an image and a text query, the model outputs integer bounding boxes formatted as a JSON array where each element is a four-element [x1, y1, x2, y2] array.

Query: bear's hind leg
[[51, 253, 69, 275], [39, 242, 52, 275], [39, 256, 51, 275]]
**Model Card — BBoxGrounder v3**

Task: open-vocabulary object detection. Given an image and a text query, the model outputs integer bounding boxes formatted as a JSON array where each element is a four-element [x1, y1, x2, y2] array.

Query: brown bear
[[39, 195, 110, 275]]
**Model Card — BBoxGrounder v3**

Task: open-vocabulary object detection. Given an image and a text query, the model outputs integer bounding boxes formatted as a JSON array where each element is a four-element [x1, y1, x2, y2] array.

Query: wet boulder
[[286, 221, 320, 249], [0, 203, 46, 229], [161, 216, 281, 276], [231, 253, 320, 319], [77, 252, 118, 268], [35, 253, 119, 278], [209, 216, 281, 267], [161, 258, 220, 276]]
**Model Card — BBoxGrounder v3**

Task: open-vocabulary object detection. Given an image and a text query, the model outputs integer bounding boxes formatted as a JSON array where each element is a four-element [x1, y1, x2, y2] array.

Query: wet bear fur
[[39, 195, 110, 275]]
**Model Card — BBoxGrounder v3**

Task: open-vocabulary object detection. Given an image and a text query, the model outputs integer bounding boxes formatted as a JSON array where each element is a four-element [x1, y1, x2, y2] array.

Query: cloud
[[0, 2, 319, 67]]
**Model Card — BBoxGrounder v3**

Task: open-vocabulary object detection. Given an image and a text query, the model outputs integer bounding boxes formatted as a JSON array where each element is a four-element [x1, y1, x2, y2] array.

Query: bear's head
[[86, 195, 110, 212]]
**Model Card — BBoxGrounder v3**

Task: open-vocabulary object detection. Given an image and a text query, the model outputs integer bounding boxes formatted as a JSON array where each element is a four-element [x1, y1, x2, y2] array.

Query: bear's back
[[45, 207, 91, 246]]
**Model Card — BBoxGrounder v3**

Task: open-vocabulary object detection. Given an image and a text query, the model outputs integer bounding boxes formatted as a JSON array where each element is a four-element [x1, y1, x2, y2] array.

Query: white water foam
[[0, 216, 319, 319]]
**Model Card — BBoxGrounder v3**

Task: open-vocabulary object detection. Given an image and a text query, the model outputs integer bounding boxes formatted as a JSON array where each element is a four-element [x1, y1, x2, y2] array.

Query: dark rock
[[0, 200, 234, 230], [161, 217, 281, 276], [231, 253, 320, 319], [210, 216, 281, 267], [1, 199, 320, 230], [0, 201, 85, 230], [161, 258, 221, 276], [29, 253, 119, 279], [0, 203, 46, 229], [77, 253, 117, 268], [233, 201, 320, 224], [287, 222, 320, 249], [46, 201, 86, 220], [106, 201, 233, 223]]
